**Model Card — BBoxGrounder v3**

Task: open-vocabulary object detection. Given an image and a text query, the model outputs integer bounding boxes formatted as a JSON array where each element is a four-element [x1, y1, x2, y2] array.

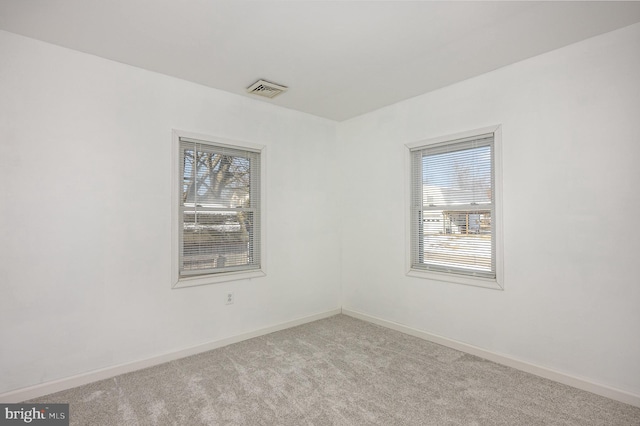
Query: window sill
[[407, 268, 503, 290], [173, 269, 266, 289]]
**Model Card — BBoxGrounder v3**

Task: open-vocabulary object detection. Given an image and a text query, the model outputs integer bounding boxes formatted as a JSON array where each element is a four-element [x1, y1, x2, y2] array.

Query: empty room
[[1, 1, 640, 424]]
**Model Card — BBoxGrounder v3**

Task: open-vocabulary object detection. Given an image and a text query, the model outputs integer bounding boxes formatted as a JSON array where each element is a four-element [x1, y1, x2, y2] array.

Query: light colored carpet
[[28, 314, 640, 425]]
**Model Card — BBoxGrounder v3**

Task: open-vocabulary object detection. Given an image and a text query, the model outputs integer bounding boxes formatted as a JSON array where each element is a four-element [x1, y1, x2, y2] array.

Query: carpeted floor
[[28, 314, 640, 425]]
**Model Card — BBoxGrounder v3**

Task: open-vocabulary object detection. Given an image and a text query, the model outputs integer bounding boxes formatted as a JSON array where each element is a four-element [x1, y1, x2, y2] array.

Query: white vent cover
[[246, 79, 288, 99]]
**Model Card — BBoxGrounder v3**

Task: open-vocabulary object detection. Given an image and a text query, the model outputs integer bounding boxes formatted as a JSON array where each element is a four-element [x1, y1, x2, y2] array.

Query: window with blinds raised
[[172, 132, 264, 287], [408, 127, 502, 288]]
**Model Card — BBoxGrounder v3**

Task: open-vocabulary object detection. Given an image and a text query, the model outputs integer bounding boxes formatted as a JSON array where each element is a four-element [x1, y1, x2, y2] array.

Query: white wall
[[0, 30, 341, 394], [339, 23, 640, 396]]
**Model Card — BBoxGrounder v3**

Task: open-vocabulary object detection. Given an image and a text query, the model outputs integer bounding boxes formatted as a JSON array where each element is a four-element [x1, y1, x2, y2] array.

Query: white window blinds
[[410, 134, 495, 279], [179, 137, 261, 277]]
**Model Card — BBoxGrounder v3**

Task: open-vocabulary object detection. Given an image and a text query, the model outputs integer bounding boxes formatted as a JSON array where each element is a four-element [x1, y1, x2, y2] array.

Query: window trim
[[404, 125, 504, 290], [171, 129, 266, 289]]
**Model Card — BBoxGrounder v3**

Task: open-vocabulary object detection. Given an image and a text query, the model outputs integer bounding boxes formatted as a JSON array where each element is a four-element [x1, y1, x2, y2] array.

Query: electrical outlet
[[226, 292, 234, 305]]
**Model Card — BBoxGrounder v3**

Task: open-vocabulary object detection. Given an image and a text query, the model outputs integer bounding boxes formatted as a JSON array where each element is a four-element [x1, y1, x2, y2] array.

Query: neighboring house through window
[[406, 126, 503, 289], [172, 130, 265, 288]]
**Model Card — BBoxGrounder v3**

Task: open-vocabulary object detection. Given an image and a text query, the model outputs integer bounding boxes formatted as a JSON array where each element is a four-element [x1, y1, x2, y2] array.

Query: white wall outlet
[[226, 291, 234, 305]]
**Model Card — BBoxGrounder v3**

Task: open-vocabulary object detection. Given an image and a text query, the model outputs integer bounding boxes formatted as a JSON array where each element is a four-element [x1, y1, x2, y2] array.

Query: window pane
[[182, 211, 256, 273], [182, 148, 252, 209], [422, 210, 492, 273], [423, 145, 492, 206]]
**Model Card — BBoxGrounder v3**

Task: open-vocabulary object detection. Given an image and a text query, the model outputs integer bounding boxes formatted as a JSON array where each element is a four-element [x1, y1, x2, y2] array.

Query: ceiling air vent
[[246, 79, 288, 99]]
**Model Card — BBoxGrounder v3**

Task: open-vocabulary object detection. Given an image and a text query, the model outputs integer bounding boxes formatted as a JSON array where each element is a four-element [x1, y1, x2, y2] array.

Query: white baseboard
[[0, 308, 342, 403], [342, 308, 640, 408]]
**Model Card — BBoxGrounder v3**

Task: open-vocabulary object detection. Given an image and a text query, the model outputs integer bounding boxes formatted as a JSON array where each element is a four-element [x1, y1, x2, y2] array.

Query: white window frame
[[171, 130, 266, 288], [405, 125, 503, 290]]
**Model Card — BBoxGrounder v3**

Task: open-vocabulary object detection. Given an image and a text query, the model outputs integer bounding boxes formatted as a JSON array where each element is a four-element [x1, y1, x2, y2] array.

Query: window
[[172, 131, 265, 288], [406, 126, 503, 289]]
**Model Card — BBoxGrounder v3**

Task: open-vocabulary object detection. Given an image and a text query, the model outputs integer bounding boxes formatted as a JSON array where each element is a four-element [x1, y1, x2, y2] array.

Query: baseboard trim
[[0, 308, 342, 403], [342, 308, 640, 408]]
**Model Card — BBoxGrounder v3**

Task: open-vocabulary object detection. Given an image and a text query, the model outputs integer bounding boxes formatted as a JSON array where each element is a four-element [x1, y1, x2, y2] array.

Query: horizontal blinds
[[411, 134, 495, 278], [179, 138, 261, 277]]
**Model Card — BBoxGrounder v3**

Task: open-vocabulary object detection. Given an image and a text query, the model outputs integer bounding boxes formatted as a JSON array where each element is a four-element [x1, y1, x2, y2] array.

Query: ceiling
[[1, 1, 640, 121]]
